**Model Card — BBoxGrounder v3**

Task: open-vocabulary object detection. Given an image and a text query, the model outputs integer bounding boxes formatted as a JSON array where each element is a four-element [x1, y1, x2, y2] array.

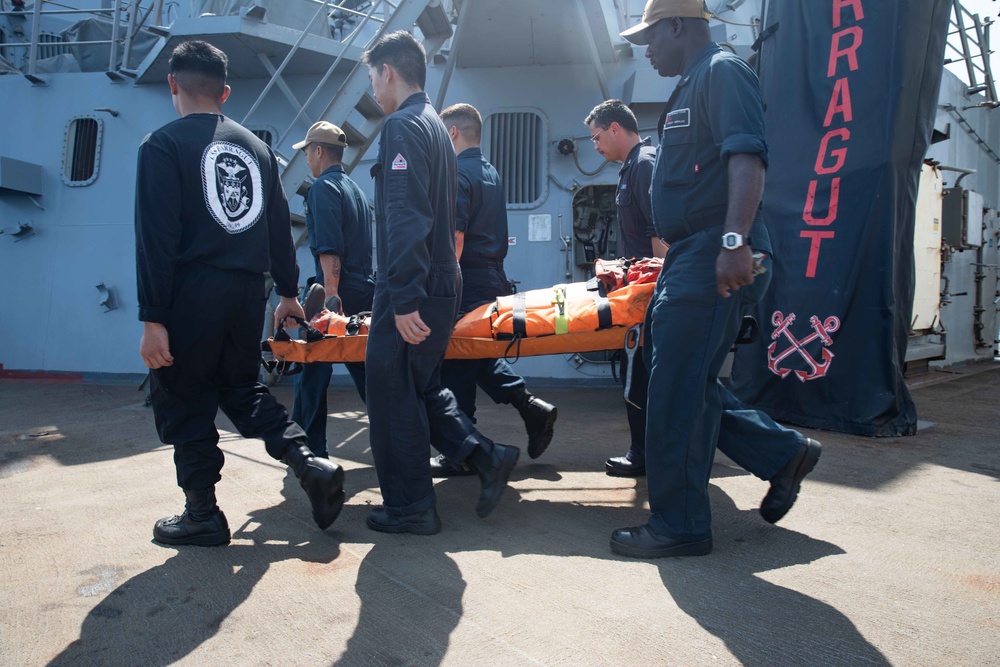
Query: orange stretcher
[[265, 276, 656, 364]]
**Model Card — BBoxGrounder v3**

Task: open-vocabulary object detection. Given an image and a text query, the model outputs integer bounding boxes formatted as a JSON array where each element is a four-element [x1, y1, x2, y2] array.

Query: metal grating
[[250, 128, 274, 146], [62, 117, 102, 186], [38, 32, 70, 61], [487, 111, 546, 208]]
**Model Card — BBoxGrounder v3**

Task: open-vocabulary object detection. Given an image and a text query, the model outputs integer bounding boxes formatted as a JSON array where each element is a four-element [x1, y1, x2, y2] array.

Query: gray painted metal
[[927, 71, 1000, 364], [0, 155, 44, 196], [0, 0, 997, 382]]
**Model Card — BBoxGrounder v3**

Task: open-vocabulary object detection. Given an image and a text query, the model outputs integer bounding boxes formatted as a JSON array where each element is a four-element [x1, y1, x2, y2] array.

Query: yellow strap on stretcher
[[553, 285, 569, 335]]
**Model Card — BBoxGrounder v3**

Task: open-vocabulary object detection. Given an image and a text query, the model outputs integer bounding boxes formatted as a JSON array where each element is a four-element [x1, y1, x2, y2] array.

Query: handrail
[[4, 39, 118, 47], [0, 8, 115, 16], [241, 0, 335, 125], [26, 0, 42, 77], [109, 1, 123, 72], [304, 0, 384, 23], [273, 0, 386, 149], [7, 0, 162, 79], [121, 0, 139, 70]]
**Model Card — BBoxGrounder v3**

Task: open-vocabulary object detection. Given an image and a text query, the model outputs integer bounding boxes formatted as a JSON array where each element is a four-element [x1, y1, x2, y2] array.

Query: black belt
[[460, 257, 502, 270]]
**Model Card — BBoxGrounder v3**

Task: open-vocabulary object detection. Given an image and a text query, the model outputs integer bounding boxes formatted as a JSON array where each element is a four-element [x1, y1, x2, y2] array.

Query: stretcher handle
[[277, 315, 327, 343]]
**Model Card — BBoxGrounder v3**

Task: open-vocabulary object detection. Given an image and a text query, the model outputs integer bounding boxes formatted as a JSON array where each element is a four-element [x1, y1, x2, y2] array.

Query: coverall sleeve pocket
[[387, 169, 408, 208], [412, 295, 457, 356]]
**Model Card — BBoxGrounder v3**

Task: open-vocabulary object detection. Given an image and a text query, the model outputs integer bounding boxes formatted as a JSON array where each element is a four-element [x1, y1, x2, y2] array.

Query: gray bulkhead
[[0, 0, 996, 380]]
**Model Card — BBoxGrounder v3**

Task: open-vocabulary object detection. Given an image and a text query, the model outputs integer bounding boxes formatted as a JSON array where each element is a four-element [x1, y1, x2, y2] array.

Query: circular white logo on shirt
[[201, 141, 263, 234]]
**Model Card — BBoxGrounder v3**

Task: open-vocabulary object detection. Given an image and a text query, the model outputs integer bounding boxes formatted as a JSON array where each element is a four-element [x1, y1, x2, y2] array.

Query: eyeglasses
[[590, 128, 606, 143]]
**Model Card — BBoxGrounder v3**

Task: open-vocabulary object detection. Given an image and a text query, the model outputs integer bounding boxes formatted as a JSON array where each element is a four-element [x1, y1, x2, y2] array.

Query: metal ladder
[[269, 0, 456, 201], [946, 0, 997, 104]]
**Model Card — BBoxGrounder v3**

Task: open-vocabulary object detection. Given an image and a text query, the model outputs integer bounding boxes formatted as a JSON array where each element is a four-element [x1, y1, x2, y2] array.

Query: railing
[[242, 0, 387, 150], [0, 0, 164, 81], [945, 0, 997, 104]]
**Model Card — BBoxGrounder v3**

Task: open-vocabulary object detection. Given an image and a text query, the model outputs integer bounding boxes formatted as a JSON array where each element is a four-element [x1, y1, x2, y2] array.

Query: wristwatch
[[721, 232, 747, 250]]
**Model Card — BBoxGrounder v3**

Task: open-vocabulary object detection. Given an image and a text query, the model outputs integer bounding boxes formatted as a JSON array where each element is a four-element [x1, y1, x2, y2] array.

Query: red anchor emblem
[[767, 311, 841, 382]]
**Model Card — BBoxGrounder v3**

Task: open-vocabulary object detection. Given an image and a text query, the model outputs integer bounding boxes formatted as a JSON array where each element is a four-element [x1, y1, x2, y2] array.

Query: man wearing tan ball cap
[[290, 118, 374, 460], [620, 0, 709, 46], [610, 0, 822, 560], [292, 120, 349, 150]]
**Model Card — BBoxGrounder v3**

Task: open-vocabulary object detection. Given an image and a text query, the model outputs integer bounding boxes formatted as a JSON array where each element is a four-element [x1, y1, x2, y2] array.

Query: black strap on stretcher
[[585, 278, 613, 330], [512, 292, 528, 338], [259, 315, 330, 377]]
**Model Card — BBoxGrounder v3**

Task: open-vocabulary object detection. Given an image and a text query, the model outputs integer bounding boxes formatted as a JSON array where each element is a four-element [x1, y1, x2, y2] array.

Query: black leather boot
[[283, 444, 345, 530], [467, 440, 520, 518], [153, 486, 231, 546], [509, 387, 557, 459]]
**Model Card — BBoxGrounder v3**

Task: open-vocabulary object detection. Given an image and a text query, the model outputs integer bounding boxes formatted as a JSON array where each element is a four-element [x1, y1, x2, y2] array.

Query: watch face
[[722, 233, 741, 249]]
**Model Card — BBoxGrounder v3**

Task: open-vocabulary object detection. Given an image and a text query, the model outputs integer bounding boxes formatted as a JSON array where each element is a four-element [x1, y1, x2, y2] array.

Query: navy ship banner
[[730, 0, 951, 436]]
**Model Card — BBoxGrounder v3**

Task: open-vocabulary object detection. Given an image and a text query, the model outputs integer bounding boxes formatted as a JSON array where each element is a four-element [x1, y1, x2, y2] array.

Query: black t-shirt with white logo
[[135, 113, 298, 323]]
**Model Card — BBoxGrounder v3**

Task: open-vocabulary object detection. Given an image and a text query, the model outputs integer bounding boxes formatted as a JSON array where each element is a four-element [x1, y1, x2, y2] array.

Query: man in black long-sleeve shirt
[[362, 32, 519, 535], [135, 41, 345, 547], [584, 99, 668, 478]]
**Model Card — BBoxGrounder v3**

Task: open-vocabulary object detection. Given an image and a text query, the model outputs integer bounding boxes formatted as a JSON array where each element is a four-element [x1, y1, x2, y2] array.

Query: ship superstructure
[[0, 0, 996, 385]]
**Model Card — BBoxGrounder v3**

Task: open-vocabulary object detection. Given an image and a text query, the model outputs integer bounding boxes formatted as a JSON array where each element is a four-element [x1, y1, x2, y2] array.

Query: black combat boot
[[466, 440, 520, 518], [283, 444, 345, 530], [509, 387, 557, 459], [153, 486, 231, 547]]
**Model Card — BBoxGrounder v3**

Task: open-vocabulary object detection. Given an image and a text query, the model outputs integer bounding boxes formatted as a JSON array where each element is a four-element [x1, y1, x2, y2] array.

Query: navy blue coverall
[[615, 137, 658, 463], [365, 93, 495, 515], [644, 44, 805, 541], [291, 164, 374, 457], [439, 147, 525, 422]]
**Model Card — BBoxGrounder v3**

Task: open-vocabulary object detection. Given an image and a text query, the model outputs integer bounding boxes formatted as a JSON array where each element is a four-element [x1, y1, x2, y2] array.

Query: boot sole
[[476, 446, 520, 518], [610, 536, 712, 559], [430, 465, 477, 478], [527, 407, 558, 459], [152, 529, 231, 547], [604, 464, 646, 478], [365, 514, 442, 535]]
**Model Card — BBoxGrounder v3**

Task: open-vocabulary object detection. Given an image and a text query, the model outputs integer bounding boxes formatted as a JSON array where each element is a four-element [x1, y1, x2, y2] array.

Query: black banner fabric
[[730, 0, 952, 436]]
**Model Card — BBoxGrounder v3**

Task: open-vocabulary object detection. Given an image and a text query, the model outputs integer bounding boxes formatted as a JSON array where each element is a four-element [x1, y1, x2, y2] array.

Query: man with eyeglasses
[[585, 99, 667, 479]]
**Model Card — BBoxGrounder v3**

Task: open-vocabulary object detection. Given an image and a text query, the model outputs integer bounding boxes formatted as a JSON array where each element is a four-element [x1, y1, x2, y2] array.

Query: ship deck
[[1, 364, 998, 666]]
